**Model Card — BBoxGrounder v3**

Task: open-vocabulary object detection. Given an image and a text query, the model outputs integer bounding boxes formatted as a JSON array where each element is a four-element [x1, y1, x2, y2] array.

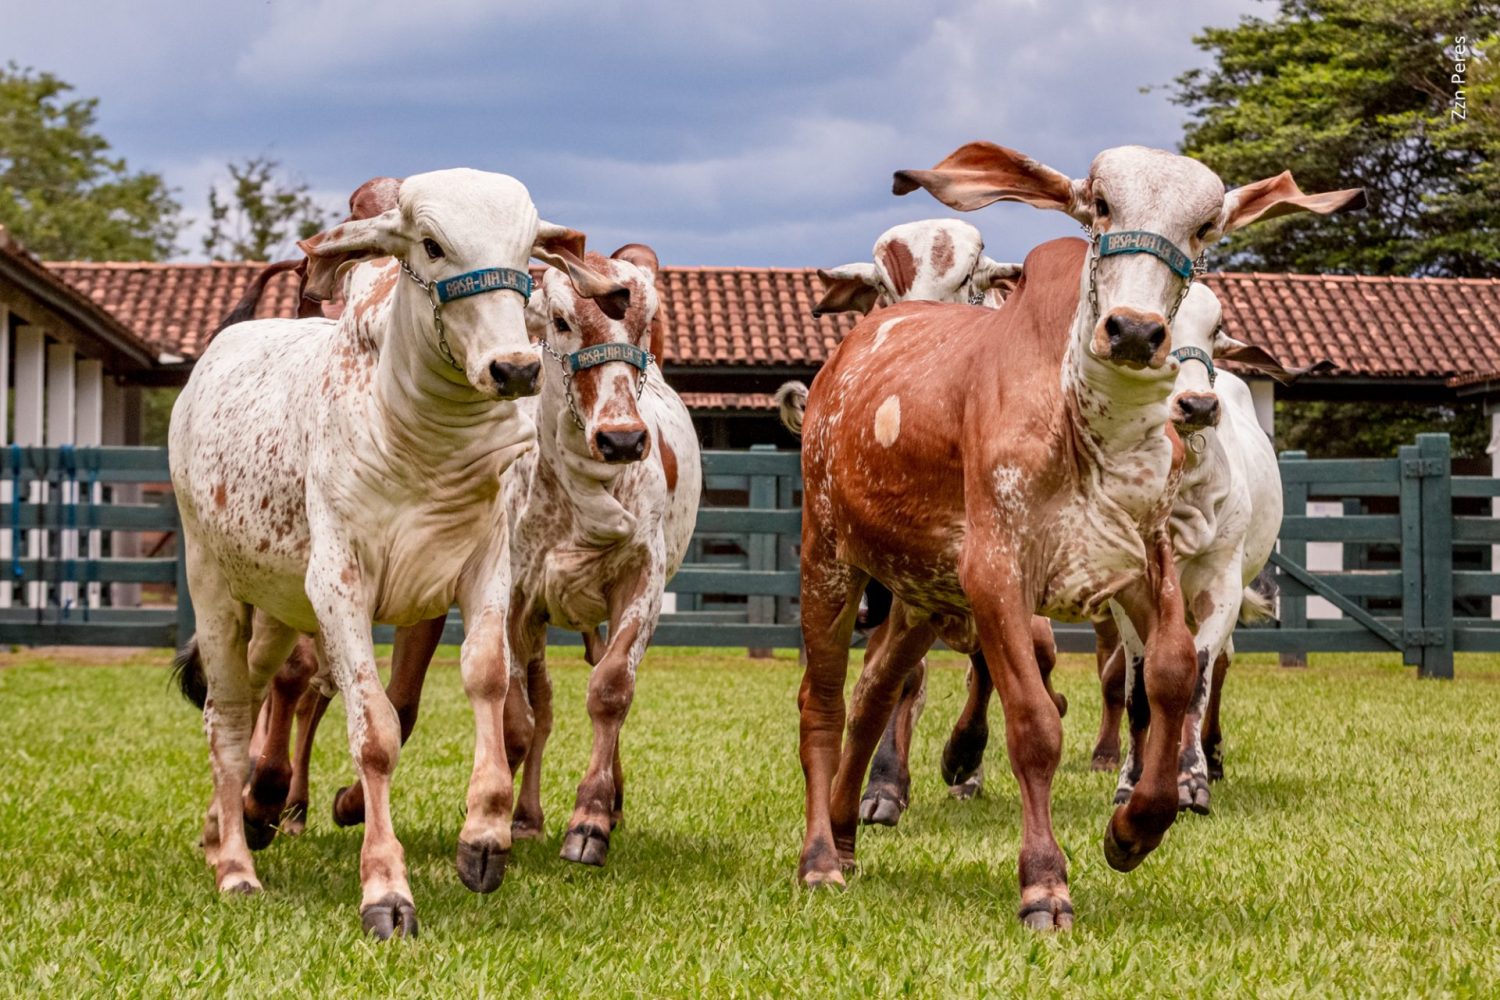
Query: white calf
[[506, 243, 702, 866], [813, 218, 1022, 315], [169, 168, 623, 938]]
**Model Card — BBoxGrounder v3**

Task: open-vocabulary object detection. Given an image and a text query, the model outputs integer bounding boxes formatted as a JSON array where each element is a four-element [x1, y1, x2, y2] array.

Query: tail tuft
[[170, 634, 208, 709], [774, 381, 809, 437], [1238, 567, 1277, 625]]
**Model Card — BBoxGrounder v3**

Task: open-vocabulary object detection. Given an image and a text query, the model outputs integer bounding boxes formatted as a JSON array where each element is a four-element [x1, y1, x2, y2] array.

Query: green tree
[[0, 63, 180, 260], [1170, 1, 1499, 277], [1275, 398, 1490, 458], [201, 156, 333, 262]]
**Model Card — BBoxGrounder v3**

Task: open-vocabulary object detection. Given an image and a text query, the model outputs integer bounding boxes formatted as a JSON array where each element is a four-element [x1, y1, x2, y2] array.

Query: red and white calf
[[170, 169, 624, 938], [793, 138, 1363, 929], [812, 218, 1022, 316]]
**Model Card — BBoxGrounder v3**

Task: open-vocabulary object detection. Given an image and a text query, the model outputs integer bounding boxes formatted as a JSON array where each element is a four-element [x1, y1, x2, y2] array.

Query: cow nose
[[595, 429, 647, 463], [1104, 314, 1167, 366], [1173, 392, 1220, 429], [490, 359, 541, 398]]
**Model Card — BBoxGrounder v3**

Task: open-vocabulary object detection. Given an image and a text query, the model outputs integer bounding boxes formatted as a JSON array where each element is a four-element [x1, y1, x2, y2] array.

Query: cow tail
[[211, 257, 309, 341], [1239, 566, 1277, 625], [170, 633, 209, 710], [775, 381, 809, 436]]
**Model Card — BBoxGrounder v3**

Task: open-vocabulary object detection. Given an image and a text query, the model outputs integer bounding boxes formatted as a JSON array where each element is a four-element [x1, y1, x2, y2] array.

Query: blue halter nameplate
[[566, 342, 652, 374], [1098, 230, 1195, 279], [1171, 346, 1216, 385], [435, 267, 533, 304]]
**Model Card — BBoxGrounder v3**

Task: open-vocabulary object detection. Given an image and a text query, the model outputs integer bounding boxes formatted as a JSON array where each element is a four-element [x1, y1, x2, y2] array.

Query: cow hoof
[[1051, 692, 1068, 718], [243, 815, 278, 852], [1090, 752, 1119, 773], [858, 790, 904, 827], [948, 768, 984, 801], [281, 800, 307, 838], [1179, 774, 1211, 815], [220, 875, 262, 896], [510, 816, 544, 841], [456, 840, 510, 893], [560, 824, 610, 867], [1206, 751, 1225, 783], [800, 867, 847, 889], [1019, 898, 1074, 932], [1102, 821, 1146, 874], [1112, 786, 1132, 806], [939, 734, 986, 788], [360, 893, 418, 940], [331, 785, 365, 828]]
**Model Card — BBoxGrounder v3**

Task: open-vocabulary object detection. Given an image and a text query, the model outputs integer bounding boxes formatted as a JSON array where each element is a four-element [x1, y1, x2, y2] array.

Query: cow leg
[[243, 636, 317, 849], [332, 615, 445, 827], [1177, 573, 1241, 815], [1110, 640, 1147, 806], [859, 651, 927, 827], [796, 527, 866, 888], [941, 616, 1054, 800], [561, 567, 660, 867], [1090, 617, 1126, 771], [940, 655, 992, 798], [965, 577, 1071, 930], [831, 604, 935, 859], [283, 684, 331, 837], [1203, 650, 1230, 781], [507, 612, 549, 841], [1102, 536, 1197, 874]]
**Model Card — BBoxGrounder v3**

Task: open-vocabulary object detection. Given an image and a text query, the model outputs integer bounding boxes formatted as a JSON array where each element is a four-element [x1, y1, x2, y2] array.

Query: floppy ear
[[893, 142, 1088, 221], [532, 221, 631, 320], [1219, 172, 1367, 235], [297, 209, 410, 302], [611, 242, 660, 282], [813, 263, 883, 316], [649, 310, 667, 362], [347, 176, 402, 220], [1212, 328, 1336, 384], [971, 256, 1024, 301]]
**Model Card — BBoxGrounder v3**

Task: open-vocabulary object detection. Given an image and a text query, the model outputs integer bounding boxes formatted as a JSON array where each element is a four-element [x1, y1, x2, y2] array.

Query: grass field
[[3, 646, 1500, 997]]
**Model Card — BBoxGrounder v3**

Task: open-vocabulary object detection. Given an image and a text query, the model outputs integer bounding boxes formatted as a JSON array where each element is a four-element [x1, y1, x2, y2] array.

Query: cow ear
[[347, 176, 402, 220], [813, 263, 883, 316], [611, 242, 660, 283], [1212, 328, 1336, 384], [972, 256, 1024, 301], [297, 209, 410, 302], [1218, 171, 1366, 235], [893, 142, 1088, 221], [649, 310, 667, 362], [532, 221, 631, 321]]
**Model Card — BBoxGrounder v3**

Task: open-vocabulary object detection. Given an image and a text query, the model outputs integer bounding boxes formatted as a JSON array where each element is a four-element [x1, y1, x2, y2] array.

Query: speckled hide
[[792, 139, 1365, 930], [813, 218, 1022, 316], [504, 244, 702, 866], [169, 167, 625, 938]]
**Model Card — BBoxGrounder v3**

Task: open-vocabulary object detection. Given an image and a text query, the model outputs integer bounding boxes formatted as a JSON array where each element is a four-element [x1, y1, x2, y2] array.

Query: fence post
[[1399, 442, 1425, 669], [1279, 450, 1308, 667], [776, 467, 798, 636], [173, 494, 195, 651], [1417, 434, 1453, 679], [747, 444, 776, 658]]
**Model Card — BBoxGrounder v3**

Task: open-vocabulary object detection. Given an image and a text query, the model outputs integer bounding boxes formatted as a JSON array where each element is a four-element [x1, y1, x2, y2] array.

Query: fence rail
[[3, 436, 1497, 677]]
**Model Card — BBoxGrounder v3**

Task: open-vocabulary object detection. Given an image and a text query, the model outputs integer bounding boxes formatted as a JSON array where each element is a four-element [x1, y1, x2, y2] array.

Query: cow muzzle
[[593, 423, 649, 464], [1171, 391, 1220, 429], [1094, 308, 1170, 369], [486, 353, 543, 399]]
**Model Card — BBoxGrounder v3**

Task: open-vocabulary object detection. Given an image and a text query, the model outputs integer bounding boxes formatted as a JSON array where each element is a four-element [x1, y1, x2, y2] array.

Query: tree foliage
[[0, 64, 181, 261], [200, 156, 333, 262], [1275, 398, 1490, 459], [1171, 1, 1500, 277]]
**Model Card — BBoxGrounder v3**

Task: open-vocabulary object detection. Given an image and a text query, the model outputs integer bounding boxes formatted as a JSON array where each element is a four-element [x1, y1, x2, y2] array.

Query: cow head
[[298, 168, 627, 401], [814, 219, 1022, 315], [528, 243, 662, 464], [894, 143, 1364, 375], [1168, 283, 1336, 432]]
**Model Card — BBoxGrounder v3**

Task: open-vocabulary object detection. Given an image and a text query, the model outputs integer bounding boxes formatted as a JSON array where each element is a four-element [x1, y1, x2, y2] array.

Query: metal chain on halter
[[1081, 224, 1204, 326], [539, 338, 654, 431], [399, 259, 465, 372]]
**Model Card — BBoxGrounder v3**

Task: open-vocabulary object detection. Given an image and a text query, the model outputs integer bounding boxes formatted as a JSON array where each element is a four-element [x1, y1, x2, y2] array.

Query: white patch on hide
[[874, 395, 901, 447]]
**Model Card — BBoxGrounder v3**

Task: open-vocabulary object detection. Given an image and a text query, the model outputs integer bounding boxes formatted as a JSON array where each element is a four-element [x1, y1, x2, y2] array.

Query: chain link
[[538, 339, 655, 431], [400, 259, 464, 372], [1080, 226, 1204, 328]]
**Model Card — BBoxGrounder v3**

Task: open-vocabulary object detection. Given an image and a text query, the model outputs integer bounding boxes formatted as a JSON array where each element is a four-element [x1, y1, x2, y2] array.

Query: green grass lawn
[[3, 647, 1500, 997]]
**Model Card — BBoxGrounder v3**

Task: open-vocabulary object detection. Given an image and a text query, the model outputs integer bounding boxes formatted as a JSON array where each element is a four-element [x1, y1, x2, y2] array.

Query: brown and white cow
[[812, 218, 1022, 316], [792, 139, 1363, 929]]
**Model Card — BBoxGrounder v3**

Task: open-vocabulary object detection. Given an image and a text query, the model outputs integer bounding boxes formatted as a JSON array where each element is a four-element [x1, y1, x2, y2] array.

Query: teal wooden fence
[[2, 435, 1495, 677]]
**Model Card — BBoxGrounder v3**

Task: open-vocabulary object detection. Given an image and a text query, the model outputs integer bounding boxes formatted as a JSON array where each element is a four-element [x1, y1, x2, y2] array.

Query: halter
[[1170, 345, 1217, 386], [400, 260, 534, 372], [539, 339, 655, 430], [1084, 227, 1206, 328]]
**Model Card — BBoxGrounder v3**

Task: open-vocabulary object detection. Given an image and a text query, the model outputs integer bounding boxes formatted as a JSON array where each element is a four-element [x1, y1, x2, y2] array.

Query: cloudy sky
[[9, 0, 1264, 266]]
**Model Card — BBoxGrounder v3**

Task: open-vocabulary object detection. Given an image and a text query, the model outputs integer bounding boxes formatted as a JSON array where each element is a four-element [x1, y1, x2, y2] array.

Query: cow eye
[[1094, 197, 1110, 218], [554, 317, 571, 334], [1196, 220, 1214, 240], [422, 238, 444, 260]]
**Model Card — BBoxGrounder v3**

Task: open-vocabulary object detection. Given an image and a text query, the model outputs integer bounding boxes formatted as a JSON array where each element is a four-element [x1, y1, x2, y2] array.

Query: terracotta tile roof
[[679, 392, 777, 411], [41, 260, 1500, 381]]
